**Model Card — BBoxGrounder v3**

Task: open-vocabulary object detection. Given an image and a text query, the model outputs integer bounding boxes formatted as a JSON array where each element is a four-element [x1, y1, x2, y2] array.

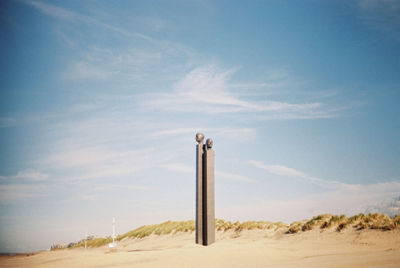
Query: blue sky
[[1, 0, 400, 253]]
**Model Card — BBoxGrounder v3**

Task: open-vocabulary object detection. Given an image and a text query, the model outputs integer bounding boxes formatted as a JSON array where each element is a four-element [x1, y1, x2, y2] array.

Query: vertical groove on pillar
[[202, 144, 207, 245]]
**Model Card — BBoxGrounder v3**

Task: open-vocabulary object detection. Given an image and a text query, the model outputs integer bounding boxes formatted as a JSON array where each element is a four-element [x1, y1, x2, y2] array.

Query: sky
[[1, 0, 400, 253]]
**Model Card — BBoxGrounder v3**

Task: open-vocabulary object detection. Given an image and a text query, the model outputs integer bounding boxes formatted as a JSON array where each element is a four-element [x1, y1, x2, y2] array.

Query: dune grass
[[287, 213, 400, 234], [70, 237, 113, 249], [118, 220, 195, 240], [51, 213, 400, 250], [215, 219, 287, 232]]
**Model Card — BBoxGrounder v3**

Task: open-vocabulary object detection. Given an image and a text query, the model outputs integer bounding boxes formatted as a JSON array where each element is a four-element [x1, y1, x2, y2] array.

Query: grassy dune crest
[[287, 213, 400, 233], [51, 213, 400, 250], [215, 219, 286, 232], [118, 220, 195, 240]]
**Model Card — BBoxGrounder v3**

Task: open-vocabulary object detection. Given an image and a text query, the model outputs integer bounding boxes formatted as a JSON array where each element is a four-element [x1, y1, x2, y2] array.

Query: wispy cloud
[[25, 0, 151, 39], [160, 163, 193, 173], [41, 146, 159, 181], [0, 184, 48, 201], [23, 1, 194, 82], [151, 127, 256, 141], [215, 128, 256, 140], [64, 47, 165, 81], [365, 195, 400, 216], [64, 181, 149, 202], [152, 128, 201, 137], [1, 170, 49, 181], [250, 161, 309, 177], [143, 65, 336, 119], [14, 170, 49, 181], [217, 171, 256, 183], [92, 183, 148, 192], [67, 61, 117, 80], [0, 170, 49, 202], [249, 160, 358, 190]]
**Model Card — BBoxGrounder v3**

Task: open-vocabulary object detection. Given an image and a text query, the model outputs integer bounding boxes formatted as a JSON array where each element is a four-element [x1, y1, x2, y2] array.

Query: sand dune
[[1, 227, 400, 267]]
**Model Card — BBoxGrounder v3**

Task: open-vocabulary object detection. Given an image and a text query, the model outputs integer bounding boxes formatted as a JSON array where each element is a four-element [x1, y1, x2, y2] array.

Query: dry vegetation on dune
[[52, 220, 196, 250], [118, 220, 196, 240], [287, 213, 400, 234], [51, 213, 400, 250], [215, 219, 286, 232]]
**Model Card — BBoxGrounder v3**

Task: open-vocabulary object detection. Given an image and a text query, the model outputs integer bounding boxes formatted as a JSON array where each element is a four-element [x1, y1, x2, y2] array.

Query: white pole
[[85, 231, 87, 250], [112, 217, 116, 244]]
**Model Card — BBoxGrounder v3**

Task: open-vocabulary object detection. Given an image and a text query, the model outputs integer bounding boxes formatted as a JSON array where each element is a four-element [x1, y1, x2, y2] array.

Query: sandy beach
[[1, 227, 399, 268]]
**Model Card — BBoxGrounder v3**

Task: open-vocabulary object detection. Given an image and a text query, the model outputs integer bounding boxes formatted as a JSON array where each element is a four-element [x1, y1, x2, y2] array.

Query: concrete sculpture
[[195, 133, 215, 246]]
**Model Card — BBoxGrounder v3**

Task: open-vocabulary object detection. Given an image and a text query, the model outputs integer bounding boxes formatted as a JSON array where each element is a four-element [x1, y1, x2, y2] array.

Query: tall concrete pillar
[[204, 138, 215, 245], [196, 133, 215, 246], [195, 133, 204, 245]]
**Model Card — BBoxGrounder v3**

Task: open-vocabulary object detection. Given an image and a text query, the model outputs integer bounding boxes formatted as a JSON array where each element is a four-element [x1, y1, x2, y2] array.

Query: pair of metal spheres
[[196, 132, 213, 148]]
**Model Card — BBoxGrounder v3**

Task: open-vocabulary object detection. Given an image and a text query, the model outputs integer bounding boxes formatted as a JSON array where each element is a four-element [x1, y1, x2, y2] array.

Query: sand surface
[[1, 228, 400, 267]]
